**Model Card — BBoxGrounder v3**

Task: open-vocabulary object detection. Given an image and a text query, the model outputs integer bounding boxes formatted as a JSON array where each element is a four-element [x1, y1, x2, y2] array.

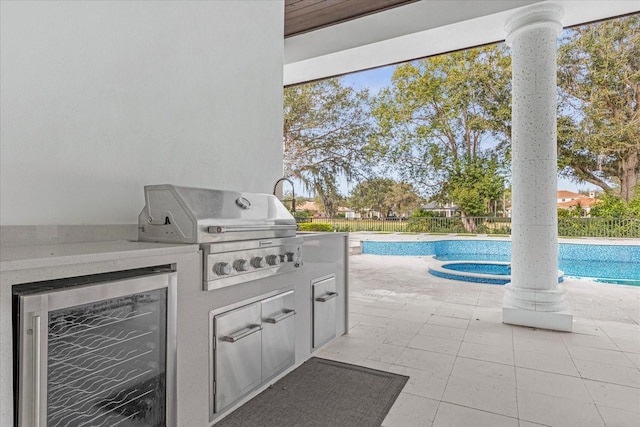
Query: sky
[[337, 64, 599, 195]]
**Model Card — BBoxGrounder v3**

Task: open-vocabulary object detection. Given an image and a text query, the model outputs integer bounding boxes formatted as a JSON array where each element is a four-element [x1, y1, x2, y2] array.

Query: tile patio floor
[[317, 248, 640, 427]]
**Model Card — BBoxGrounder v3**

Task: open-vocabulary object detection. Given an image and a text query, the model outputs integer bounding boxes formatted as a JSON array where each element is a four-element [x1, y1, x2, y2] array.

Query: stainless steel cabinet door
[[261, 291, 295, 381], [312, 275, 337, 349], [214, 302, 262, 412]]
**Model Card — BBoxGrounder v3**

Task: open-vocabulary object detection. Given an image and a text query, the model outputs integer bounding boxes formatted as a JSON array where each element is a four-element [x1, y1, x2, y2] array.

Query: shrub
[[406, 217, 466, 233], [411, 209, 439, 218], [298, 222, 334, 232]]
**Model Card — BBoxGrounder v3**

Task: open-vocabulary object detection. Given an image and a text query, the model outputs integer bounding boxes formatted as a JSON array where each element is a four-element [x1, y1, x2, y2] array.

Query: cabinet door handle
[[315, 292, 338, 302], [264, 309, 296, 324], [221, 324, 262, 343]]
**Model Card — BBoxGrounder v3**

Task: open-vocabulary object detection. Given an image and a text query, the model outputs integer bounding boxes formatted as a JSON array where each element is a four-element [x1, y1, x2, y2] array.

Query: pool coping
[[350, 231, 639, 246]]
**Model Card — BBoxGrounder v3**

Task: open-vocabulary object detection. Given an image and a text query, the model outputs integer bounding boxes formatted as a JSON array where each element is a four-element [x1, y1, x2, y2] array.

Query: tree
[[444, 155, 505, 218], [283, 78, 374, 217], [312, 187, 344, 218], [386, 181, 424, 217], [590, 188, 640, 219], [348, 178, 394, 218], [558, 15, 640, 202], [348, 178, 423, 217], [372, 44, 511, 230]]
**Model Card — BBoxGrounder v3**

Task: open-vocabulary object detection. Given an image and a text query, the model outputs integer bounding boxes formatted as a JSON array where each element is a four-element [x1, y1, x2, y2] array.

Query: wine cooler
[[12, 266, 177, 427]]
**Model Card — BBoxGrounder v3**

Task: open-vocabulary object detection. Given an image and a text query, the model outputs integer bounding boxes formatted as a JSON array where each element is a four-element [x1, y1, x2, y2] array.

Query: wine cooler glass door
[[16, 269, 176, 427]]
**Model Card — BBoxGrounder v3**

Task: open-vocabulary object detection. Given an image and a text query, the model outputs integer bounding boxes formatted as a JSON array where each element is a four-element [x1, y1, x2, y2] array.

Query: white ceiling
[[284, 0, 640, 86]]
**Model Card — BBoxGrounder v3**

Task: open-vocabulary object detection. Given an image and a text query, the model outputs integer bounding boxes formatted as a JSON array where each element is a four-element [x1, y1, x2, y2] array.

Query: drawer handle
[[265, 309, 296, 324], [316, 292, 338, 303], [221, 324, 262, 343]]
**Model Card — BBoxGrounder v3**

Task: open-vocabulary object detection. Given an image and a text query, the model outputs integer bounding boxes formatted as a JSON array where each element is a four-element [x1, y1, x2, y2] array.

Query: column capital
[[505, 3, 564, 45]]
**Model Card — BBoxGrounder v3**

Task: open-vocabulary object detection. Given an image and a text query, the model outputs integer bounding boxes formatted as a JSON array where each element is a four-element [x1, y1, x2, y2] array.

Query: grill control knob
[[286, 252, 295, 262], [213, 262, 231, 276], [251, 257, 265, 268], [266, 254, 281, 266], [234, 259, 249, 272]]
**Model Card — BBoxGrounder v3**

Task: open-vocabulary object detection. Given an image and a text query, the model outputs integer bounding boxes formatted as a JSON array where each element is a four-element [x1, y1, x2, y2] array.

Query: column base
[[503, 283, 567, 312], [503, 307, 573, 332]]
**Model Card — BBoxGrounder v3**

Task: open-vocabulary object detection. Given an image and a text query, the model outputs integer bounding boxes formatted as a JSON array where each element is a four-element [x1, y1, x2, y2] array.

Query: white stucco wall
[[0, 0, 284, 225]]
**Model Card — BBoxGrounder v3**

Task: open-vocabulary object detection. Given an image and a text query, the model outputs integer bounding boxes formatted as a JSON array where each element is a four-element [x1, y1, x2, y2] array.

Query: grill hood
[[138, 184, 297, 244]]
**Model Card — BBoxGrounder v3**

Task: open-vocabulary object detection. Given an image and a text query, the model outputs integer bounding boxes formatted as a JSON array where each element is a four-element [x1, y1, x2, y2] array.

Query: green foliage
[[294, 209, 314, 219], [557, 207, 582, 218], [405, 217, 466, 233], [590, 192, 627, 218], [387, 181, 424, 216], [349, 178, 395, 215], [284, 78, 373, 217], [446, 156, 505, 217], [629, 187, 640, 217], [561, 189, 640, 237], [558, 217, 640, 238], [371, 44, 511, 222], [558, 15, 640, 201], [348, 178, 423, 217], [590, 190, 640, 219], [298, 222, 334, 232], [298, 217, 636, 237], [411, 209, 438, 218]]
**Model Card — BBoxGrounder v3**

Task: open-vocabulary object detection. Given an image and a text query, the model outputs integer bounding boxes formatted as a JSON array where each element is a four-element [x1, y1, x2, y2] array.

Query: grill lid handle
[[207, 224, 297, 234]]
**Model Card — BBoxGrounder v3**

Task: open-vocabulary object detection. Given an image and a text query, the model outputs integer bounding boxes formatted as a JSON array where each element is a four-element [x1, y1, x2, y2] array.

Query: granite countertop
[[0, 240, 199, 272]]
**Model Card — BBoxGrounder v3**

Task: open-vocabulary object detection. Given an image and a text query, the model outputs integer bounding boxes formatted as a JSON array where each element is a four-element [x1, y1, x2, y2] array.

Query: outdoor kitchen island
[[0, 239, 200, 427], [0, 230, 348, 426]]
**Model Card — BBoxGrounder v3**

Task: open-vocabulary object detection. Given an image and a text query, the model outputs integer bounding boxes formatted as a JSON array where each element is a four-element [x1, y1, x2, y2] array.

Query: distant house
[[421, 201, 457, 218], [296, 200, 319, 213], [296, 200, 326, 217], [556, 190, 599, 216], [337, 206, 359, 219], [296, 201, 356, 218]]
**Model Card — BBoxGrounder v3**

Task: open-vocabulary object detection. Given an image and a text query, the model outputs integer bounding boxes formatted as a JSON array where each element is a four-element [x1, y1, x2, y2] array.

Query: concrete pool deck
[[322, 232, 640, 426]]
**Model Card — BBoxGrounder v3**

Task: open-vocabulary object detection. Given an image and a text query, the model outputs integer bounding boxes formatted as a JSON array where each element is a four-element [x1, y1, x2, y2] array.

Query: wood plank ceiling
[[284, 0, 418, 37]]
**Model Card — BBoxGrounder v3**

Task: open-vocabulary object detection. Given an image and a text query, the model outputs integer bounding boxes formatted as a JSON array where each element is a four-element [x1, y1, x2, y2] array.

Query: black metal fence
[[296, 216, 640, 238]]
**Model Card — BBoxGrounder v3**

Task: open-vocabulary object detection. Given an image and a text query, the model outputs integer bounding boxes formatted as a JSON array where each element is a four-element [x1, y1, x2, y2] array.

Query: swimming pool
[[361, 239, 640, 286]]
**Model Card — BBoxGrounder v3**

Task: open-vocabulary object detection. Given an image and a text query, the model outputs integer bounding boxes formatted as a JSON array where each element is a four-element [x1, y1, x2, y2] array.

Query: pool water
[[442, 262, 511, 275], [362, 240, 640, 286]]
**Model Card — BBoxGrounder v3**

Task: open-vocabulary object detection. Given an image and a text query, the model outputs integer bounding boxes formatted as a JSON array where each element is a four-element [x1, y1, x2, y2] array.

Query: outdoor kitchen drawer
[[214, 302, 262, 413], [312, 274, 337, 349], [261, 290, 295, 381]]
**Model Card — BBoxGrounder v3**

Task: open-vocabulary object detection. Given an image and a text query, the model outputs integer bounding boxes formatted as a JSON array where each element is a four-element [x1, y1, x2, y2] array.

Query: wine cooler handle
[[33, 315, 41, 427]]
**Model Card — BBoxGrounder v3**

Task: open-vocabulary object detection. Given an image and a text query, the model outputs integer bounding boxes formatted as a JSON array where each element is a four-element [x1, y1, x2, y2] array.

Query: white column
[[502, 3, 572, 332]]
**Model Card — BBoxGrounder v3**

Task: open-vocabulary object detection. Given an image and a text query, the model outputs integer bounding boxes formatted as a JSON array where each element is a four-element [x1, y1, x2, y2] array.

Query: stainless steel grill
[[138, 184, 303, 290]]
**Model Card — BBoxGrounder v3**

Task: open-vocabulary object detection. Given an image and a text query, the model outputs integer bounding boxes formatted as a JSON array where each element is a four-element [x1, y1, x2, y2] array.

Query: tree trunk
[[460, 211, 477, 233], [618, 150, 639, 202]]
